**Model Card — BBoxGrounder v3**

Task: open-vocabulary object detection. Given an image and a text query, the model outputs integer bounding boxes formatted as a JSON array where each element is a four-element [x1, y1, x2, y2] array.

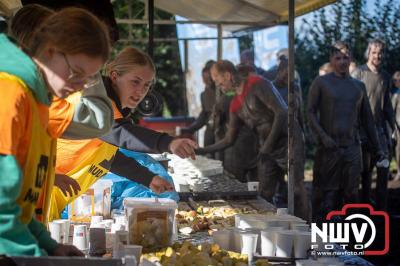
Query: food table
[[9, 155, 373, 266]]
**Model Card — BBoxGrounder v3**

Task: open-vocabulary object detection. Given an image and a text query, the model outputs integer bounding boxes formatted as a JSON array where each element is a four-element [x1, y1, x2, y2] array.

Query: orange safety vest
[[0, 73, 56, 225]]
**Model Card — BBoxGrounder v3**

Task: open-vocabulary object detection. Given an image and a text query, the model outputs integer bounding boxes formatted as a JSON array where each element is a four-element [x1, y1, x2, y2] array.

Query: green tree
[[296, 0, 400, 158], [297, 0, 400, 93]]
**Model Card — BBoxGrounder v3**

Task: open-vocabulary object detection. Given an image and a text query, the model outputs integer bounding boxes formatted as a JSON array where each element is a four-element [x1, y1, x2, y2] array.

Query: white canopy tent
[[1, 0, 338, 216]]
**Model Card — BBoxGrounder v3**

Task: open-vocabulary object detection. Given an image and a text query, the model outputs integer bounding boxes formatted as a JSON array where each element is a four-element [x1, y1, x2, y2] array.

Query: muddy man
[[308, 42, 384, 223], [197, 60, 309, 220], [351, 39, 394, 211]]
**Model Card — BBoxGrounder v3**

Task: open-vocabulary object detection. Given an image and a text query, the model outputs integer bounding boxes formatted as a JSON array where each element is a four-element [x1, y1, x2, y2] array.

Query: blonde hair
[[105, 47, 155, 77], [30, 7, 110, 62]]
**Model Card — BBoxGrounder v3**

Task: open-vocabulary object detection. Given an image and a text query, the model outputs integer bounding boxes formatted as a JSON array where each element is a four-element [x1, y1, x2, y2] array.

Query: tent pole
[[288, 0, 295, 216], [216, 23, 223, 102], [217, 23, 223, 61], [148, 0, 154, 58]]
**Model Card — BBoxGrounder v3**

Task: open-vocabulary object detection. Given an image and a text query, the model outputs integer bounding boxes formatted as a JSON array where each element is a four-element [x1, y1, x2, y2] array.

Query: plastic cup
[[111, 223, 126, 233], [260, 227, 283, 257], [124, 245, 142, 262], [53, 219, 70, 244], [113, 230, 129, 258], [212, 230, 231, 250], [115, 215, 126, 226], [48, 221, 63, 243], [73, 224, 88, 251], [90, 215, 103, 227], [275, 230, 294, 258], [232, 229, 245, 253], [103, 219, 114, 230], [245, 228, 261, 253], [234, 214, 242, 228], [294, 232, 311, 259], [247, 181, 259, 191], [91, 222, 106, 229], [89, 227, 106, 256], [238, 217, 263, 229], [240, 233, 258, 262]]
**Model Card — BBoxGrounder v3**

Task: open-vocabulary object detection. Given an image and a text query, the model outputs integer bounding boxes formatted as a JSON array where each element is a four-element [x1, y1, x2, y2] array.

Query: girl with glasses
[[0, 7, 110, 256]]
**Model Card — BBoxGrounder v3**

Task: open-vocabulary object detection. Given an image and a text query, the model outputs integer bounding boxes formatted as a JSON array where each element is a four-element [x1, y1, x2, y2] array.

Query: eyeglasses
[[394, 79, 400, 83], [61, 53, 99, 89]]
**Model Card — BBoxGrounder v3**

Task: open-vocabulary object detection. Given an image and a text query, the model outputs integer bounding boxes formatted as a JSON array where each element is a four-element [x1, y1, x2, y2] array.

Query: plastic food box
[[123, 198, 177, 252]]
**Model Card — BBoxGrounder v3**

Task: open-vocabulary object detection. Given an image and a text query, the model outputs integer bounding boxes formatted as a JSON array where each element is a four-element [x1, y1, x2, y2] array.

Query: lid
[[123, 197, 178, 209]]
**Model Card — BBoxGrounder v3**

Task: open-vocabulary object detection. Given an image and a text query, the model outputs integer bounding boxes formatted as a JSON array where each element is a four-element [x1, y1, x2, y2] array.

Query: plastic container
[[123, 198, 177, 252], [68, 179, 112, 222]]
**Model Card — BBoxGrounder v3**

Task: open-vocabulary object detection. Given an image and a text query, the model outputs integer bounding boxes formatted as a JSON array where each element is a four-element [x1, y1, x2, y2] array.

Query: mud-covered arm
[[254, 81, 288, 154], [196, 112, 242, 154], [182, 93, 211, 134], [182, 110, 209, 134], [307, 77, 331, 143]]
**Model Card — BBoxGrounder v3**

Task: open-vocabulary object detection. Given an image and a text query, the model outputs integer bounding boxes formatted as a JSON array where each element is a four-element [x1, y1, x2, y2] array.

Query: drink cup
[[73, 224, 88, 251], [232, 229, 245, 253], [275, 230, 294, 258], [260, 227, 282, 256], [90, 215, 103, 227], [294, 231, 311, 259], [113, 230, 129, 258], [240, 233, 258, 262], [48, 221, 62, 243], [52, 219, 70, 244]]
